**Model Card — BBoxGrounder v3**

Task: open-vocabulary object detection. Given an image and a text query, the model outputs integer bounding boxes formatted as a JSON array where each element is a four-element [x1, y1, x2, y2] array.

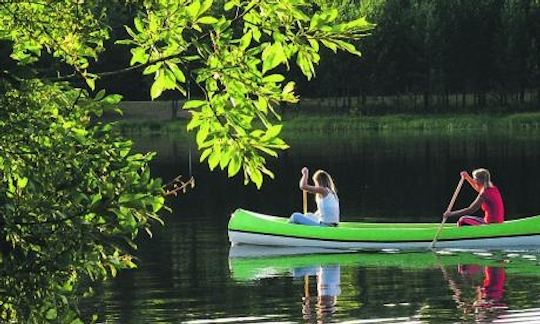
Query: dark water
[[86, 130, 540, 323]]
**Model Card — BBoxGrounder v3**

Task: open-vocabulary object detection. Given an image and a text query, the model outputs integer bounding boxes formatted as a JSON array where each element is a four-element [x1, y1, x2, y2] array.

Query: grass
[[113, 112, 540, 137], [281, 113, 540, 133]]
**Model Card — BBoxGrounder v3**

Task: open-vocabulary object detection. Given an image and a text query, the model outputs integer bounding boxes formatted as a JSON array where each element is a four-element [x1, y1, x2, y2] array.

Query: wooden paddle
[[303, 190, 308, 215], [429, 177, 465, 249]]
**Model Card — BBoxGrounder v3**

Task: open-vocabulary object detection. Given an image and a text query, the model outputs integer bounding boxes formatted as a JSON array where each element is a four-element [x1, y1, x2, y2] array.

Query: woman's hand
[[460, 171, 469, 179], [299, 167, 309, 190]]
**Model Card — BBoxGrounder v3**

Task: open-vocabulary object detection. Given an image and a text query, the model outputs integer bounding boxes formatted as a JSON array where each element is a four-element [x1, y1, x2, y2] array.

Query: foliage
[[1, 0, 373, 188], [117, 0, 373, 187], [0, 0, 373, 321], [0, 79, 165, 322]]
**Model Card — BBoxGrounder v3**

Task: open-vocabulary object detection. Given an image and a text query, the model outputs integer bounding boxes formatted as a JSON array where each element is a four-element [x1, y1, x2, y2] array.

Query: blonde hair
[[312, 170, 337, 194], [472, 168, 491, 187]]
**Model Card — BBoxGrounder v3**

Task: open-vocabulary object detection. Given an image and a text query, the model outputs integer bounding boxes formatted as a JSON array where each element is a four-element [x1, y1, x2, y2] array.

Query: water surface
[[85, 130, 540, 323]]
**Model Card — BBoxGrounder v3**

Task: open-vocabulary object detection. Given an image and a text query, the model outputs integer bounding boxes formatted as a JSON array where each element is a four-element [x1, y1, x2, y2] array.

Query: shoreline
[[114, 112, 540, 136]]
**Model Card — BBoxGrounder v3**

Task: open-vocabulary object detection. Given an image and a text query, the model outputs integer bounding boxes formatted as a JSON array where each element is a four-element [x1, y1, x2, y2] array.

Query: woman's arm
[[299, 167, 328, 196], [444, 193, 484, 219], [461, 171, 482, 193]]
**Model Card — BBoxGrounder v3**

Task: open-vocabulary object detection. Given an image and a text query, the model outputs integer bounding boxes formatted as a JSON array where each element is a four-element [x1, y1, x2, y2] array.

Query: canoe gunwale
[[229, 228, 540, 243]]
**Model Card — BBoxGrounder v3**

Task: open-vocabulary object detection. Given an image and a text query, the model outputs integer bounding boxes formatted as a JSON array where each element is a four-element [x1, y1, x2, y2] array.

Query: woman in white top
[[289, 167, 340, 226]]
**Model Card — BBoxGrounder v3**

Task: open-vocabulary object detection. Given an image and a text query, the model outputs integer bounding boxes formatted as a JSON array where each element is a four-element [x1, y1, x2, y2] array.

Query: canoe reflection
[[228, 245, 538, 322]]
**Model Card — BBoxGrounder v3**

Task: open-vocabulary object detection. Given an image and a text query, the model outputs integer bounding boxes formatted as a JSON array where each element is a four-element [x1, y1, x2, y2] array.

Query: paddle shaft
[[302, 189, 309, 297], [429, 177, 465, 249], [303, 190, 308, 214]]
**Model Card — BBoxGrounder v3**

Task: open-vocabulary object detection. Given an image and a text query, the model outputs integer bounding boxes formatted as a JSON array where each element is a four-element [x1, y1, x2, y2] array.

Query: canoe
[[228, 245, 540, 282], [227, 209, 540, 250]]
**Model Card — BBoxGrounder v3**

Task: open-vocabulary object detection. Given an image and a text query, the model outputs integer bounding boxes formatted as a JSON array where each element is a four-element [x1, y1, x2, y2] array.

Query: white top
[[317, 265, 341, 297], [315, 190, 340, 224]]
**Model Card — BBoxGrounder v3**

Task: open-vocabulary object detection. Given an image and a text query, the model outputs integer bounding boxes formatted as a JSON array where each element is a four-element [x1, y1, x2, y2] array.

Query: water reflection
[[443, 264, 507, 322], [90, 130, 540, 322], [295, 264, 341, 322], [228, 246, 540, 323]]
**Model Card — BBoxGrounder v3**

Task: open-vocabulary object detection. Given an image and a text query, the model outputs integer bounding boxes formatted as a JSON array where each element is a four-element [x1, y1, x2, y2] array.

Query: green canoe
[[228, 209, 540, 250]]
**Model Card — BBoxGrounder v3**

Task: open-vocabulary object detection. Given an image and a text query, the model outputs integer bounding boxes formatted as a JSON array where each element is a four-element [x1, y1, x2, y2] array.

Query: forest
[[94, 0, 540, 114]]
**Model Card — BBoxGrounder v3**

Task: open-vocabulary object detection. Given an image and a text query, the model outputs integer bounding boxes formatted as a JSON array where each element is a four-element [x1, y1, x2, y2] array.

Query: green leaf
[[143, 63, 161, 75], [249, 168, 263, 189], [252, 27, 261, 42], [166, 62, 186, 83], [69, 319, 84, 324], [320, 39, 338, 52], [187, 0, 201, 19], [208, 151, 221, 170], [256, 96, 268, 113], [262, 42, 286, 73], [224, 0, 239, 11], [199, 148, 212, 162], [184, 100, 206, 109], [130, 47, 149, 65], [198, 16, 218, 24], [187, 114, 202, 130], [309, 9, 338, 31], [262, 74, 285, 83], [240, 31, 252, 50], [151, 196, 164, 213], [196, 125, 209, 147], [308, 39, 319, 51], [95, 89, 106, 100], [104, 94, 123, 105], [90, 193, 102, 207], [219, 146, 233, 169], [261, 166, 275, 179], [254, 144, 278, 157], [335, 40, 362, 56], [296, 50, 314, 80], [86, 77, 96, 90], [134, 16, 145, 32], [228, 153, 242, 177], [264, 124, 282, 140], [282, 81, 295, 95], [150, 79, 163, 100], [16, 177, 28, 189], [45, 308, 58, 320], [200, 0, 213, 15]]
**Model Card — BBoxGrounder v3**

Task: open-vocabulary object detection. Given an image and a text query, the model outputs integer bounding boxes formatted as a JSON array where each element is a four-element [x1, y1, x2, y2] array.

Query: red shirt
[[481, 186, 504, 224], [482, 267, 506, 302]]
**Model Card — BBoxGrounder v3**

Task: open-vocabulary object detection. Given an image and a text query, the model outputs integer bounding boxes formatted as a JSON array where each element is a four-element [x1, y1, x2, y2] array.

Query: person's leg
[[457, 216, 485, 227], [289, 212, 321, 226]]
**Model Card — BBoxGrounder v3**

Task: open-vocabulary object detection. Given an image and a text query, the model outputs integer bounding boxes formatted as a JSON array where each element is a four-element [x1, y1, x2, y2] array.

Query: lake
[[84, 129, 540, 323]]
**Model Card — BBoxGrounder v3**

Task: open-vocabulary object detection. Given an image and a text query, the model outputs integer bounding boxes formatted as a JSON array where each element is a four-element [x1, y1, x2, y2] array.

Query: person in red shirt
[[444, 168, 504, 226]]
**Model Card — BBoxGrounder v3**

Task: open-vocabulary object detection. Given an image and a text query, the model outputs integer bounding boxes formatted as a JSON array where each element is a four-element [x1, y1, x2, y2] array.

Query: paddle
[[429, 177, 465, 249], [303, 190, 308, 214]]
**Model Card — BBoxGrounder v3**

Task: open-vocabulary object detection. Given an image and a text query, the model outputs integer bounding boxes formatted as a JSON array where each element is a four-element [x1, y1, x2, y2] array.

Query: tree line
[[92, 1, 540, 115], [295, 0, 540, 114]]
